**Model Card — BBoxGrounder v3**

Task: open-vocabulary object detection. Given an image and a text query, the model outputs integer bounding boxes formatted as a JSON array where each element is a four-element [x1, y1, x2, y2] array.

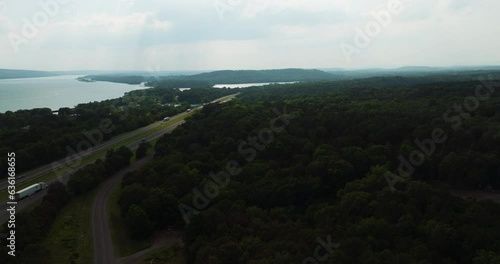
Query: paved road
[[0, 110, 193, 192], [117, 230, 183, 264], [0, 93, 237, 242], [451, 190, 500, 203], [93, 94, 238, 263], [92, 120, 186, 264], [0, 120, 185, 224], [93, 155, 155, 264], [0, 120, 185, 225], [0, 92, 238, 193]]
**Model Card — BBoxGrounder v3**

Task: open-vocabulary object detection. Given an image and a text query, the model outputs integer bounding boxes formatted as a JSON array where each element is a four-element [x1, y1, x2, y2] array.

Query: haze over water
[[0, 75, 146, 113]]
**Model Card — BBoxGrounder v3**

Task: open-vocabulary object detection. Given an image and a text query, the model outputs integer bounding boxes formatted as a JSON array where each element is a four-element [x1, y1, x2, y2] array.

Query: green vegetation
[[80, 75, 145, 84], [146, 79, 213, 89], [40, 188, 97, 264], [115, 76, 500, 263], [108, 182, 151, 257], [0, 147, 134, 263], [138, 245, 184, 264], [0, 87, 237, 178], [0, 182, 71, 264], [172, 68, 336, 84]]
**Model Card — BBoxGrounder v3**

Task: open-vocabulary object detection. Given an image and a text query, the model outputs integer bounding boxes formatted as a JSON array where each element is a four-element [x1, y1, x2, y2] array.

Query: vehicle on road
[[163, 117, 170, 122], [141, 138, 146, 143], [14, 182, 48, 201], [186, 108, 191, 112]]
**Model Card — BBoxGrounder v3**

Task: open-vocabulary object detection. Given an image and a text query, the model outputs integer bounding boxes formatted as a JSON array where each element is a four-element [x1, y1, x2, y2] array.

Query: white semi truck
[[14, 182, 48, 201]]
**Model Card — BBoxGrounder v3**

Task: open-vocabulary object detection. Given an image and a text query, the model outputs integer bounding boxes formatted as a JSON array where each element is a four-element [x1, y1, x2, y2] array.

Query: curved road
[[0, 93, 238, 225], [93, 94, 238, 264], [92, 121, 184, 264], [93, 155, 154, 264], [0, 120, 184, 225]]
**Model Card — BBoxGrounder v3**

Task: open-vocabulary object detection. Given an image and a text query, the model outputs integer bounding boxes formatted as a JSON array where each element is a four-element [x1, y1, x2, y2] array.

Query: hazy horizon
[[4, 64, 500, 74], [1, 0, 499, 71]]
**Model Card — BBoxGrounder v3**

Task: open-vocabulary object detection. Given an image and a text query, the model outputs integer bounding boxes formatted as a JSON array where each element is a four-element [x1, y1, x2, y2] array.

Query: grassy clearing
[[138, 245, 184, 264], [41, 189, 97, 264], [107, 182, 152, 257]]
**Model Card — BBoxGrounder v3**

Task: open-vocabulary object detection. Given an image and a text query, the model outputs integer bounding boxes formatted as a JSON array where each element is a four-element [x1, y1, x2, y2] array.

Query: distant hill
[[393, 66, 438, 72], [81, 68, 338, 86], [0, 69, 111, 79], [0, 69, 60, 79], [172, 68, 337, 84]]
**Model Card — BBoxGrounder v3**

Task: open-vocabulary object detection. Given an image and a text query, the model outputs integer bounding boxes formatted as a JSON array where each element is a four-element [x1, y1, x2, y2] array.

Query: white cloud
[[52, 12, 171, 34], [0, 0, 499, 70]]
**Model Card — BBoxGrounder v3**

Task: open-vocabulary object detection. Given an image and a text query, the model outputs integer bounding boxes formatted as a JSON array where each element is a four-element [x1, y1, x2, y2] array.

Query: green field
[[41, 188, 97, 264]]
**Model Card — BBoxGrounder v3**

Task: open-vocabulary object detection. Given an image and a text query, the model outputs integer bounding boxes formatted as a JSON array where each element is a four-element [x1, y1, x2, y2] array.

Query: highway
[[0, 119, 185, 225], [92, 121, 184, 264], [0, 93, 238, 225], [93, 94, 238, 263], [0, 110, 194, 192]]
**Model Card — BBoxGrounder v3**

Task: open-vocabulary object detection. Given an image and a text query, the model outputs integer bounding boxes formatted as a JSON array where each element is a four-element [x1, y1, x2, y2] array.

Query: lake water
[[0, 75, 146, 113]]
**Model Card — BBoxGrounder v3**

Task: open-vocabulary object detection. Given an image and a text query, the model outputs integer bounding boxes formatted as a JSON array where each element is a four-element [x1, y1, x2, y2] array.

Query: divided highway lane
[[0, 119, 186, 225], [0, 110, 194, 192], [0, 93, 238, 225]]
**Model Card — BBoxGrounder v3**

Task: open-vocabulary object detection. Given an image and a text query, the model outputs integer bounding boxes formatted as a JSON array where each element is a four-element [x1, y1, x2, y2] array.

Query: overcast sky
[[0, 0, 499, 71]]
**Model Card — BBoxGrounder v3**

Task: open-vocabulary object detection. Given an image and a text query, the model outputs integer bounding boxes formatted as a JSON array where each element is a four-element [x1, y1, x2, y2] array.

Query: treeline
[[0, 146, 133, 264], [0, 87, 238, 178], [83, 69, 337, 85], [116, 78, 500, 263], [174, 68, 336, 84], [0, 182, 70, 264], [81, 75, 145, 84], [146, 79, 213, 89]]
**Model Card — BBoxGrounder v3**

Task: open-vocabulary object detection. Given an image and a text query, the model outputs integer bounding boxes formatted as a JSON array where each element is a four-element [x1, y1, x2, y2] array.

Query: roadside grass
[[138, 245, 184, 264], [107, 135, 164, 257], [108, 182, 152, 257], [0, 111, 196, 202], [41, 188, 98, 264]]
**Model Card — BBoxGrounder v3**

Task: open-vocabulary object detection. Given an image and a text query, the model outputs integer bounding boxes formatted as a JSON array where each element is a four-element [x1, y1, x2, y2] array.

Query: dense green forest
[[78, 75, 145, 84], [0, 146, 134, 264], [2, 73, 500, 263], [0, 88, 237, 177], [115, 77, 500, 263]]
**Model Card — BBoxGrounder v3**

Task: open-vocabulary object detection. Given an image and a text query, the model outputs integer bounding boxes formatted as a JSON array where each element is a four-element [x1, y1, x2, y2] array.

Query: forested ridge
[[116, 78, 500, 263]]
